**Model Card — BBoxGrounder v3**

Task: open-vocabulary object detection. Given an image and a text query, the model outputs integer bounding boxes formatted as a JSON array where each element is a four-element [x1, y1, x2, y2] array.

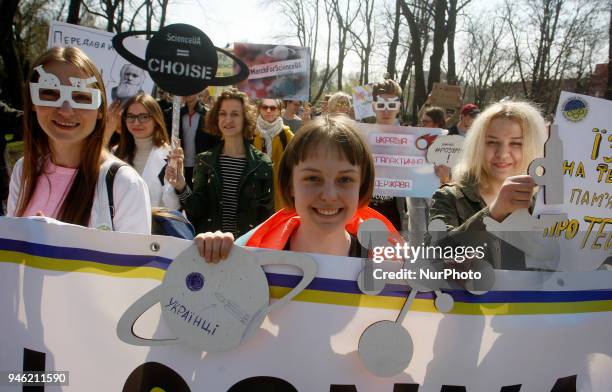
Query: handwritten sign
[[533, 92, 611, 271]]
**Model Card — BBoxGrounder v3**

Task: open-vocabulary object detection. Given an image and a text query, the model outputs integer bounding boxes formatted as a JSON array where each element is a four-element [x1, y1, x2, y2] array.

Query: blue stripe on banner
[[0, 238, 172, 270], [3, 238, 612, 305], [265, 272, 612, 303]]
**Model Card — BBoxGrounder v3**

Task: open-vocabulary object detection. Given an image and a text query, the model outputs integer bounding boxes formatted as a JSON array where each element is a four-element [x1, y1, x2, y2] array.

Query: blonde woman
[[430, 100, 546, 229], [328, 92, 352, 116]]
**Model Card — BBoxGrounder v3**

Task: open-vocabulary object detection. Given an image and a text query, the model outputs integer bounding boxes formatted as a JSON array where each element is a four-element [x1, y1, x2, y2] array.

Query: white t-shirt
[[8, 157, 152, 234]]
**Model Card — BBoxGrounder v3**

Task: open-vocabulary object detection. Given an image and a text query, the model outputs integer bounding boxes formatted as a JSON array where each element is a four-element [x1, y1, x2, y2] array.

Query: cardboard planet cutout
[[112, 23, 249, 96]]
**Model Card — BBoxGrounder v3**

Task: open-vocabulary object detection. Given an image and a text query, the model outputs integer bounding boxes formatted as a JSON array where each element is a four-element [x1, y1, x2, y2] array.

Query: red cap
[[461, 103, 480, 116]]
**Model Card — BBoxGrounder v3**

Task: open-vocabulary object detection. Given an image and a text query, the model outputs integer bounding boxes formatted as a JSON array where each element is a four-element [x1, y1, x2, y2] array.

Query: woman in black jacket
[[166, 88, 274, 237]]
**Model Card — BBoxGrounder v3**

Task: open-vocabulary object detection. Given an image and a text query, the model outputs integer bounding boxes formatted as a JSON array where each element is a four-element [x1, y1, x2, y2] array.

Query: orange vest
[[243, 207, 403, 250]]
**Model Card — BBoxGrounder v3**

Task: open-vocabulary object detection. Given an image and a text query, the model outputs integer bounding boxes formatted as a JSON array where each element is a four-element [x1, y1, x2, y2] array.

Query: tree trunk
[[446, 0, 457, 85], [386, 0, 401, 79], [399, 1, 426, 124], [0, 0, 23, 108], [66, 0, 82, 24], [427, 0, 447, 92]]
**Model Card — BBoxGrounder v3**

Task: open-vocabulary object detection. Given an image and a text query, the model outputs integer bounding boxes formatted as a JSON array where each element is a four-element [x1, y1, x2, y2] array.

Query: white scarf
[[256, 115, 284, 158]]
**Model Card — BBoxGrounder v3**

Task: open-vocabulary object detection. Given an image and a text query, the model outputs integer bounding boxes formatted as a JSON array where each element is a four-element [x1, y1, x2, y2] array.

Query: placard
[[1, 218, 612, 390], [352, 84, 375, 120], [47, 21, 154, 104], [233, 43, 310, 100], [354, 123, 444, 197], [113, 24, 248, 97], [531, 92, 611, 271]]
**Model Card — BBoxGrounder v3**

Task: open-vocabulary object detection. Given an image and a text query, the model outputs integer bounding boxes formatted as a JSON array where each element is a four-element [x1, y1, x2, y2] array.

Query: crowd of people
[[3, 46, 550, 267]]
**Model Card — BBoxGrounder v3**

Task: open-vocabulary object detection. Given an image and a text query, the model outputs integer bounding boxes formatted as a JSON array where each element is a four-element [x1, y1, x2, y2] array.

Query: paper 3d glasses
[[373, 97, 400, 111], [29, 65, 102, 110]]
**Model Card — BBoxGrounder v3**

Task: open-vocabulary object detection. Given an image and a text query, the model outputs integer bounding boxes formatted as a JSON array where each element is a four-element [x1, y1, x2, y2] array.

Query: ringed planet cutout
[[112, 23, 249, 96]]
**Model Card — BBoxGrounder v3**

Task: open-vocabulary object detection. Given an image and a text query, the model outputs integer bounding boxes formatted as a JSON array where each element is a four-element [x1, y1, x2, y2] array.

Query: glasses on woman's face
[[336, 101, 350, 108], [421, 117, 434, 126], [260, 105, 278, 112], [125, 113, 152, 123]]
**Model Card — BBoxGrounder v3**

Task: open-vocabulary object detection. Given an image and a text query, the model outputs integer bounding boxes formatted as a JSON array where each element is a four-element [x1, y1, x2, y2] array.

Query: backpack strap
[[105, 162, 127, 230]]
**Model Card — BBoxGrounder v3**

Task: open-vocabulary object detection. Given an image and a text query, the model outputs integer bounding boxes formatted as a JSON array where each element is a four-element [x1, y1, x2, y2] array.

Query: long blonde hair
[[453, 100, 546, 189], [16, 46, 107, 225]]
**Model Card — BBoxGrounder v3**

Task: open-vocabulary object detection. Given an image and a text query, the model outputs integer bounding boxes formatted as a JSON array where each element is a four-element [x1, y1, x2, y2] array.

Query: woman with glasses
[[253, 98, 294, 210], [115, 93, 180, 210], [420, 106, 446, 129], [8, 46, 151, 233]]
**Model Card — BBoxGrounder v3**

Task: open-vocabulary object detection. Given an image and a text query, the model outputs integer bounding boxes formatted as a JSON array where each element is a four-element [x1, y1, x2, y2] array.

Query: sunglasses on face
[[260, 105, 278, 112], [125, 113, 152, 123], [373, 99, 400, 111], [336, 101, 351, 108]]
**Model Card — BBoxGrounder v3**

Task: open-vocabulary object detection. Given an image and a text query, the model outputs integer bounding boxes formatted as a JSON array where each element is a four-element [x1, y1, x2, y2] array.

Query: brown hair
[[16, 46, 107, 226], [116, 93, 169, 165], [277, 115, 374, 209], [205, 88, 256, 140], [423, 106, 446, 128], [372, 79, 402, 100]]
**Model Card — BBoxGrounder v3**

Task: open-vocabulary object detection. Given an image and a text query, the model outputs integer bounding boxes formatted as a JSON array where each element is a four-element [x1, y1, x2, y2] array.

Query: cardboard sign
[[233, 43, 310, 100], [113, 24, 249, 97], [118, 245, 316, 352], [1, 217, 612, 390], [352, 84, 375, 120], [428, 83, 462, 125], [354, 123, 444, 197], [47, 21, 154, 105]]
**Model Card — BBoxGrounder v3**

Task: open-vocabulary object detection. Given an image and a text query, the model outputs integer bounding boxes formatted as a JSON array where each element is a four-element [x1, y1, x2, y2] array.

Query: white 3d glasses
[[29, 65, 102, 110], [373, 97, 400, 111]]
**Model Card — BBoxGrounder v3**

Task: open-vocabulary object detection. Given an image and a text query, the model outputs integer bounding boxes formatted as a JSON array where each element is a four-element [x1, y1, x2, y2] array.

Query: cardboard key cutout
[[113, 24, 250, 141], [117, 245, 317, 352]]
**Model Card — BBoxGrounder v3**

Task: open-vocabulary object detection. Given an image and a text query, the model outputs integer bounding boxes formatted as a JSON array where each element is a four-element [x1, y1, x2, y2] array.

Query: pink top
[[23, 160, 77, 218]]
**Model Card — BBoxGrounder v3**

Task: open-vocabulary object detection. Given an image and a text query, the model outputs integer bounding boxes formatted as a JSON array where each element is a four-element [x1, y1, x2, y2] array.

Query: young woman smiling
[[428, 100, 547, 269], [115, 93, 179, 210], [8, 46, 151, 233], [166, 88, 274, 237], [192, 116, 399, 263]]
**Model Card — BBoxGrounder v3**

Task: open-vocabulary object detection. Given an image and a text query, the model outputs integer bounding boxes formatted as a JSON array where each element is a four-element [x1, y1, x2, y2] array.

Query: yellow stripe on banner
[[269, 286, 612, 315], [3, 250, 612, 316], [0, 250, 164, 281]]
